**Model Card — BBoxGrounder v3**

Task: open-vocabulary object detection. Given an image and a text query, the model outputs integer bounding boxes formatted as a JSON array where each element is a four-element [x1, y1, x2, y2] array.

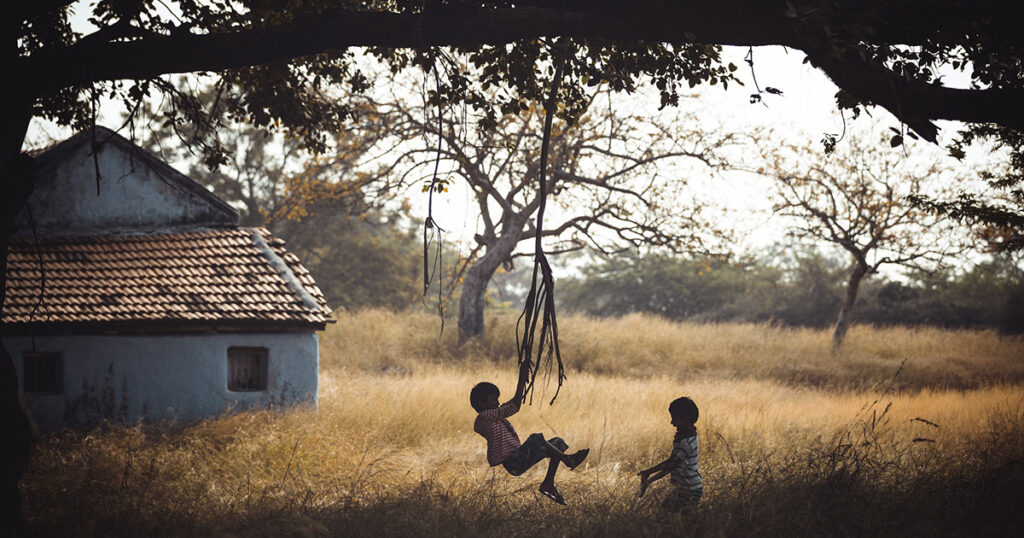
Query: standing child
[[636, 396, 703, 511], [471, 361, 590, 505]]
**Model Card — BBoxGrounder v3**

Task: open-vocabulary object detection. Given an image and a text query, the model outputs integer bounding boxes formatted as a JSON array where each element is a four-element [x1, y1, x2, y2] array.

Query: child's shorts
[[502, 433, 568, 476], [663, 487, 702, 512]]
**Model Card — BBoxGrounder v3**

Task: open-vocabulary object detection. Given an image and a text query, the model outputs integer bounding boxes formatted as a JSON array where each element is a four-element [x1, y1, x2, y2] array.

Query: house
[[1, 126, 333, 428]]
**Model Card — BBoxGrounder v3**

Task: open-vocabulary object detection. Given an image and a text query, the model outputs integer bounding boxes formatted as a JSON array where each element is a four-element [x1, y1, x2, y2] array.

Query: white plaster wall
[[25, 138, 235, 232], [2, 332, 318, 429]]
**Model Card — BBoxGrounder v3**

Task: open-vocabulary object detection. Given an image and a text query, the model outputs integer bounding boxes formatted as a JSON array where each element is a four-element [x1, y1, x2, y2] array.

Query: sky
[[28, 4, 993, 273]]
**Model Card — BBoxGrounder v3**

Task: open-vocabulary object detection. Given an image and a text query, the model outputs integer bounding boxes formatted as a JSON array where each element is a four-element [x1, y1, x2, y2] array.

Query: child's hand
[[637, 473, 651, 498], [513, 360, 533, 403]]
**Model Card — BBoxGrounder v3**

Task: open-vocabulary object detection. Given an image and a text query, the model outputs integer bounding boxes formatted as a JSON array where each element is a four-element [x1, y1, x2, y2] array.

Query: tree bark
[[457, 215, 527, 345], [832, 262, 868, 350], [0, 91, 36, 536]]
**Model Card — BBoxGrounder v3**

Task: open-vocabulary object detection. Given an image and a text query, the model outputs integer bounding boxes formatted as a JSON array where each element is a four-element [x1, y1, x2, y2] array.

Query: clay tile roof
[[3, 228, 332, 328]]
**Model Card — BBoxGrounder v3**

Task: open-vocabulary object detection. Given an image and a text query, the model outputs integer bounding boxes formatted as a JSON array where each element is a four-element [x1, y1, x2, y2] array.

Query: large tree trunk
[[832, 262, 869, 350], [457, 217, 527, 345], [0, 94, 36, 536]]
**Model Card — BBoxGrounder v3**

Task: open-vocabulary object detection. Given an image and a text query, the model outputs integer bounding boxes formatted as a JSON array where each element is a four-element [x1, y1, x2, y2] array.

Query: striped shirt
[[474, 400, 522, 466], [670, 433, 702, 492]]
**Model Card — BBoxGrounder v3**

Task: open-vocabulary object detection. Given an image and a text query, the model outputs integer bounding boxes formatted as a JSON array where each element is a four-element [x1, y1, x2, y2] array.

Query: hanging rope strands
[[517, 41, 568, 406], [422, 56, 446, 326]]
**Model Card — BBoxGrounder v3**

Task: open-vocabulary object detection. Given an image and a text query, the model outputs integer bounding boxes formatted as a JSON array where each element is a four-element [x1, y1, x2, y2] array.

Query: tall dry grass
[[20, 310, 1024, 536], [327, 309, 1024, 389]]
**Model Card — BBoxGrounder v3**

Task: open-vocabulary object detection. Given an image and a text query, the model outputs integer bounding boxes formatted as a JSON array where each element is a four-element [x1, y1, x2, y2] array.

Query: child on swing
[[636, 396, 703, 512], [471, 361, 590, 505]]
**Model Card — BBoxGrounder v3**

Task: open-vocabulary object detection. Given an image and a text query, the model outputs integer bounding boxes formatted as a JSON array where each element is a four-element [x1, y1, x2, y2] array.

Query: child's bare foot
[[539, 483, 566, 505], [566, 448, 590, 470]]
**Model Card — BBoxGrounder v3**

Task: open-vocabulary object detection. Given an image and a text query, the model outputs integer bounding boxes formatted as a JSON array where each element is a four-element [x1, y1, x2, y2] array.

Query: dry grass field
[[20, 310, 1024, 536]]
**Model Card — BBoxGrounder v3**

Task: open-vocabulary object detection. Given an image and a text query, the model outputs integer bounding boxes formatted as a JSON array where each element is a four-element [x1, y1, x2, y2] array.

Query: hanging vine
[[516, 40, 568, 405], [421, 55, 447, 329]]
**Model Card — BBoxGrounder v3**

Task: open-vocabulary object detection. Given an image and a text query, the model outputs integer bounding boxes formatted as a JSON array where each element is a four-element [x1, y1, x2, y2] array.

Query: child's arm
[[639, 469, 669, 496], [638, 455, 675, 476], [637, 456, 676, 497]]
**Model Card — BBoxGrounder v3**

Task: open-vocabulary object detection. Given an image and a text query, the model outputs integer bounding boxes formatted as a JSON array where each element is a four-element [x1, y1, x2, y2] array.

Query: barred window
[[228, 347, 268, 392], [23, 351, 63, 394]]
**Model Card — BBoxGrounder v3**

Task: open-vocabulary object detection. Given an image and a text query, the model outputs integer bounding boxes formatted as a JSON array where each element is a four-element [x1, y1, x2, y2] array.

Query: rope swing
[[517, 42, 568, 406]]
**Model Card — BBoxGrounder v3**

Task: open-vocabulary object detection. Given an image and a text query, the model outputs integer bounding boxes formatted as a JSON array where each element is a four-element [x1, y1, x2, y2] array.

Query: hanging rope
[[422, 56, 446, 329], [517, 42, 568, 405]]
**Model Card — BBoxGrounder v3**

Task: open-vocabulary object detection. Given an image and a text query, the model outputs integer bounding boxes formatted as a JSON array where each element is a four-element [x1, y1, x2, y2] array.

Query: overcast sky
[[28, 5, 990, 270]]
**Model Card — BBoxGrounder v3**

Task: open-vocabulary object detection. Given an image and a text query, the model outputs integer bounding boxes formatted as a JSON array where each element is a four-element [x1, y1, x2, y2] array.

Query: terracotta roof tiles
[[3, 228, 332, 328]]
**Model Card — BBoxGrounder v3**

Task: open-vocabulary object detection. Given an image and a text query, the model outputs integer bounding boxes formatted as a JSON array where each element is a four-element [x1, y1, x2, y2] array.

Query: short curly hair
[[669, 396, 699, 424], [470, 382, 500, 412]]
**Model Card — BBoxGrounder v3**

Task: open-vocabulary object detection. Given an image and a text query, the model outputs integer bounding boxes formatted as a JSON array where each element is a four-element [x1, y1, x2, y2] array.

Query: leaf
[[890, 134, 904, 147]]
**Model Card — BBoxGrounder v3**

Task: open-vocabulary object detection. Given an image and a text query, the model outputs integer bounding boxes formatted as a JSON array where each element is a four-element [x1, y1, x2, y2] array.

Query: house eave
[[1, 319, 333, 337]]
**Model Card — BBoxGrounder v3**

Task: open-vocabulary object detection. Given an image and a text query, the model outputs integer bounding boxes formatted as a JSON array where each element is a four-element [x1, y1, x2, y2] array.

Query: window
[[23, 351, 63, 394], [228, 347, 268, 391]]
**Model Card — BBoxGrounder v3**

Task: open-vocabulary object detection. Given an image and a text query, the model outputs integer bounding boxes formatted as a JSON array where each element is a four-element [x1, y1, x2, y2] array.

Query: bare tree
[[766, 133, 971, 349], [368, 85, 742, 342]]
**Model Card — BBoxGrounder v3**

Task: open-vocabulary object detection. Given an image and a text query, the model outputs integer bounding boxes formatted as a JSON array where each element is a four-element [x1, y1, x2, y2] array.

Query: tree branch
[[18, 1, 1024, 136], [550, 170, 651, 206]]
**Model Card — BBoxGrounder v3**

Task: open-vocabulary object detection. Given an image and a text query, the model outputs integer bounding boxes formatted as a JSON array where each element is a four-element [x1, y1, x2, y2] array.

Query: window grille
[[23, 352, 63, 394], [228, 347, 268, 391]]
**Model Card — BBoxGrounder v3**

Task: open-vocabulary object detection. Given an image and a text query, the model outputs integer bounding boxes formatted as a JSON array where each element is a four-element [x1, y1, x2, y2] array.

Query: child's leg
[[538, 455, 567, 505], [541, 438, 588, 468], [542, 453, 561, 486], [538, 438, 572, 504]]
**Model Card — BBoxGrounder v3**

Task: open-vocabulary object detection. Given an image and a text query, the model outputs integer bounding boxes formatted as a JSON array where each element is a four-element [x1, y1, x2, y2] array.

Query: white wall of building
[[23, 131, 236, 233], [3, 332, 319, 429]]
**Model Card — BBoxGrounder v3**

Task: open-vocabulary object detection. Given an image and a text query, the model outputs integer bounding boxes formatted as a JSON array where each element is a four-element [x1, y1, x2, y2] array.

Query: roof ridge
[[248, 229, 323, 312]]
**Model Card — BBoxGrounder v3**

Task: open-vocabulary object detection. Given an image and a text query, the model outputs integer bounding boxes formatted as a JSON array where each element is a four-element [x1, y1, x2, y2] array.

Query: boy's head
[[470, 382, 501, 412], [669, 396, 699, 427]]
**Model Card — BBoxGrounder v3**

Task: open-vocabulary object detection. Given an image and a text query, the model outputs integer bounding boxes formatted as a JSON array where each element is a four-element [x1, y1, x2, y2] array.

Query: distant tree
[[145, 121, 305, 227], [560, 253, 743, 320], [272, 207, 424, 311], [138, 88, 393, 226], [559, 244, 848, 326], [899, 257, 1024, 333], [140, 96, 426, 310], [755, 246, 848, 327], [369, 85, 739, 342], [766, 133, 971, 349]]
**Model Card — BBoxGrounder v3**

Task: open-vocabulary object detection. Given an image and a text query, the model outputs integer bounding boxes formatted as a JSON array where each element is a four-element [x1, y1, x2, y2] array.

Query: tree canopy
[[14, 1, 1024, 131], [9, 1, 1023, 249]]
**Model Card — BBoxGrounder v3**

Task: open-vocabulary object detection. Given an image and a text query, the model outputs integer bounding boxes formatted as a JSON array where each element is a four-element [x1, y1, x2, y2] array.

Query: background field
[[21, 310, 1024, 536]]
